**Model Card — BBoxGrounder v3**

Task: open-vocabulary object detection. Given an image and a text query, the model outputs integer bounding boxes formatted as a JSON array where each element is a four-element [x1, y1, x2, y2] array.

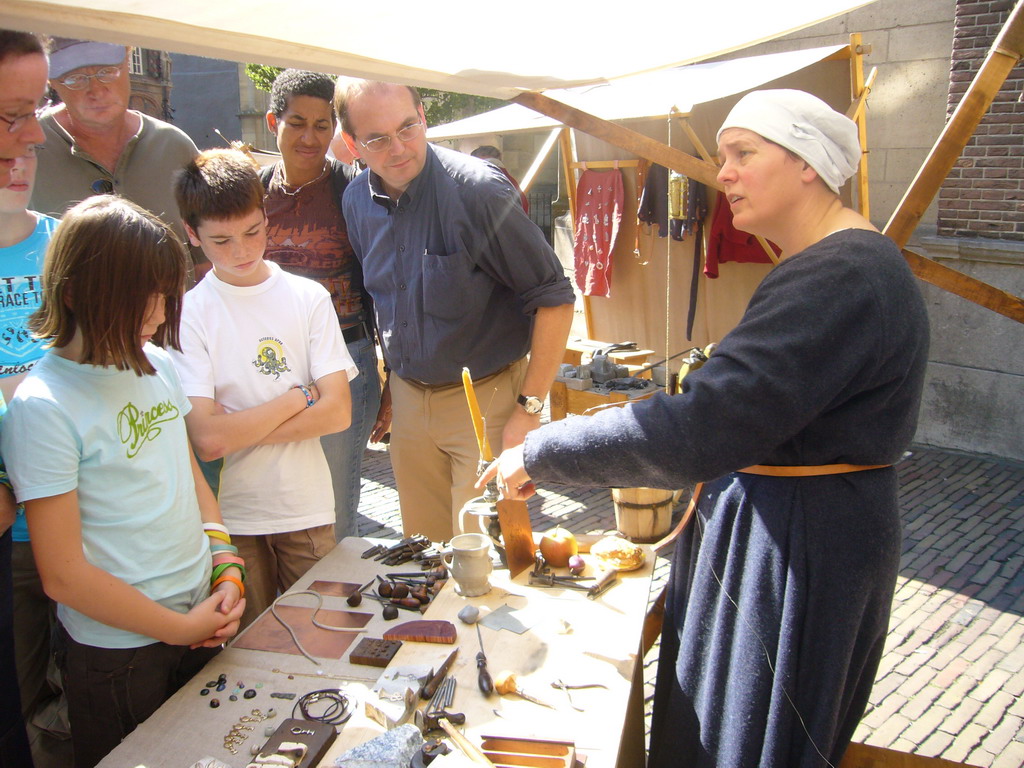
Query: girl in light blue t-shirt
[[1, 196, 246, 767]]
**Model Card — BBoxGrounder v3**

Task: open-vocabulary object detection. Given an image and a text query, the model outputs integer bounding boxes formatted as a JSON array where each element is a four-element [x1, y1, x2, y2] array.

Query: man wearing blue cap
[[31, 38, 200, 272]]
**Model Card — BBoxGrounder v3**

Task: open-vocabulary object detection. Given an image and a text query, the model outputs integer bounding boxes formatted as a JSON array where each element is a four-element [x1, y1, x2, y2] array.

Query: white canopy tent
[[3, 0, 1019, 324], [427, 46, 850, 141], [2, 0, 871, 97]]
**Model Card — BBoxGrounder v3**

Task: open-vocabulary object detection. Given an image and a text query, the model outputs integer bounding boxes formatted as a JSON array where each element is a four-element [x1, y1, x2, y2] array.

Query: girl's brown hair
[[31, 195, 189, 376]]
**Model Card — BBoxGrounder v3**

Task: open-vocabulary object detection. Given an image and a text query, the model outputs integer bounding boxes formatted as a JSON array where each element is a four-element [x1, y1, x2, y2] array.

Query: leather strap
[[738, 463, 892, 477]]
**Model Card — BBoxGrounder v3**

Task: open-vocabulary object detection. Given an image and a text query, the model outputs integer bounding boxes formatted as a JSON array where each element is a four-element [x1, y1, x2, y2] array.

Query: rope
[[269, 589, 366, 666]]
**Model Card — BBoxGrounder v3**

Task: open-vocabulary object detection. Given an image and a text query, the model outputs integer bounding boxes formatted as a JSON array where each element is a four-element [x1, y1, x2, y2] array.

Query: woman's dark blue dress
[[525, 230, 930, 767]]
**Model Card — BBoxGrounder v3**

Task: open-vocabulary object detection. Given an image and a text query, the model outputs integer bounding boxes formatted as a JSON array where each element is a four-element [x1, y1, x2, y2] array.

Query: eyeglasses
[[358, 121, 424, 153], [0, 104, 49, 135], [91, 178, 114, 194], [56, 66, 122, 91]]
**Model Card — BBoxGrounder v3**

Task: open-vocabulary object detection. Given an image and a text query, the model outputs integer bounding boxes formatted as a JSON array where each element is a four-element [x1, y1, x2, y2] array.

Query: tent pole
[[901, 248, 1023, 322], [515, 90, 722, 190], [520, 127, 562, 193], [884, 0, 1022, 248], [676, 113, 776, 265], [559, 127, 579, 224], [674, 116, 712, 164], [848, 34, 871, 219], [878, 0, 1024, 324]]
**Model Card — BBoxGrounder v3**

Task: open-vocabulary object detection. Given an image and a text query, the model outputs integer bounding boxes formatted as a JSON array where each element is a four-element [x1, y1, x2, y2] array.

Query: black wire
[[290, 689, 352, 726]]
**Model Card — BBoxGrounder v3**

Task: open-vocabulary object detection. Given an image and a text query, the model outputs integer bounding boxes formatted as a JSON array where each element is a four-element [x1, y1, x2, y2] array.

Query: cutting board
[[382, 620, 457, 644]]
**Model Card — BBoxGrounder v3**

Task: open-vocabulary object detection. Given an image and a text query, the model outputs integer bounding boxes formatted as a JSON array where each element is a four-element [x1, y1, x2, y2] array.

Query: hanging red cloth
[[573, 168, 624, 297], [705, 191, 780, 278]]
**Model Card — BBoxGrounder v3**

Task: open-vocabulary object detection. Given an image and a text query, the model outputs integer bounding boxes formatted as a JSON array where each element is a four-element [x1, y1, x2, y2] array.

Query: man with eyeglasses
[[336, 80, 575, 544], [30, 38, 202, 275]]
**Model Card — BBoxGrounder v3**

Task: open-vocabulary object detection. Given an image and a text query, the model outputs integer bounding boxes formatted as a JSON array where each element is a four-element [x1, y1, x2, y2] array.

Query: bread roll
[[590, 535, 645, 571]]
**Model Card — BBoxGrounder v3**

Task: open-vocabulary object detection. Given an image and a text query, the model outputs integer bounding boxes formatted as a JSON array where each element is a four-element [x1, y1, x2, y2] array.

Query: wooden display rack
[[562, 339, 654, 368], [549, 379, 656, 422], [553, 339, 658, 421]]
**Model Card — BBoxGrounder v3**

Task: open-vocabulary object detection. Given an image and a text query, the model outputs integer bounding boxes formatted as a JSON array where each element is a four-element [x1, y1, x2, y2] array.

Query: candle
[[462, 367, 493, 462]]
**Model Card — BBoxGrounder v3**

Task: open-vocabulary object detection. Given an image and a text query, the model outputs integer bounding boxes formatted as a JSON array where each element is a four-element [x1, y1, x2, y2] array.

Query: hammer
[[415, 708, 467, 734]]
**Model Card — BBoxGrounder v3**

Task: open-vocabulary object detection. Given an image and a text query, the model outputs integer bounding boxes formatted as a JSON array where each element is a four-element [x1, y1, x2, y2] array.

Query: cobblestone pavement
[[353, 444, 1024, 767]]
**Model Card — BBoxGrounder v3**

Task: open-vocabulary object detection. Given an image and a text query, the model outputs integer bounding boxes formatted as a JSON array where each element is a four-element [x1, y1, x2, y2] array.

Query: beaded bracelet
[[202, 522, 230, 536], [211, 562, 246, 584], [213, 573, 245, 598], [205, 529, 232, 544], [294, 383, 315, 408]]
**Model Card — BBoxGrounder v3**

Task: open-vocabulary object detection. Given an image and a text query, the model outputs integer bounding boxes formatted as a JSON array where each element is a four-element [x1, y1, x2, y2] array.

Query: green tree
[[244, 64, 282, 93], [244, 64, 503, 126]]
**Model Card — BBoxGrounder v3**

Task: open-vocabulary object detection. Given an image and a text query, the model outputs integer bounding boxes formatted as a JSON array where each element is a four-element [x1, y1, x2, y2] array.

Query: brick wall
[[937, 0, 1024, 241]]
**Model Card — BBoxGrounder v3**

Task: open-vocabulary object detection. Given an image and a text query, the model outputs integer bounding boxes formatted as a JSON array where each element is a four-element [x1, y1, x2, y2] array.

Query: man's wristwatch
[[517, 394, 544, 415]]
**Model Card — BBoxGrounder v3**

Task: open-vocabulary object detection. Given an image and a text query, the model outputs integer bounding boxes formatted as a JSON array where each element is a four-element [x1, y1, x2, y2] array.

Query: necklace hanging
[[276, 162, 328, 197]]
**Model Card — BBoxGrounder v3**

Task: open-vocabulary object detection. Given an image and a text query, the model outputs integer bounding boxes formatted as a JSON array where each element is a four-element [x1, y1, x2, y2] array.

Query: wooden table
[[97, 536, 655, 768]]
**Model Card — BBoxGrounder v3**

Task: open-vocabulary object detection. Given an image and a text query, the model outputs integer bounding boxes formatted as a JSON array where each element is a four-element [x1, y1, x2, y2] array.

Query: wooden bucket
[[611, 487, 676, 543]]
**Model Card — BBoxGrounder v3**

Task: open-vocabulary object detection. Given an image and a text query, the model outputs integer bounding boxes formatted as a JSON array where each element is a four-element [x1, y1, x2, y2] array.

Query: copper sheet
[[308, 580, 361, 597], [232, 603, 372, 659]]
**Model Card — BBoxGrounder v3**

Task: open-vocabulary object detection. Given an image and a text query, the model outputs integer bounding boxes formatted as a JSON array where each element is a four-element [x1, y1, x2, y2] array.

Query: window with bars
[[527, 184, 557, 244], [129, 48, 143, 75]]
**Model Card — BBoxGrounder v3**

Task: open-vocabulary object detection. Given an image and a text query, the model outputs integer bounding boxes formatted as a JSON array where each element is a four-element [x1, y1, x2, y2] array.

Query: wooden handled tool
[[493, 671, 557, 710], [361, 593, 423, 612], [587, 568, 619, 599], [439, 717, 495, 767], [475, 624, 494, 695], [421, 649, 459, 700]]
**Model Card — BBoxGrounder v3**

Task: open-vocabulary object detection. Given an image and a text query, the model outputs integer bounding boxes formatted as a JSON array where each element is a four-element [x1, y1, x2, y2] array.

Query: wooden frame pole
[[884, 0, 1023, 248], [514, 90, 723, 190], [520, 126, 562, 193], [847, 32, 872, 219]]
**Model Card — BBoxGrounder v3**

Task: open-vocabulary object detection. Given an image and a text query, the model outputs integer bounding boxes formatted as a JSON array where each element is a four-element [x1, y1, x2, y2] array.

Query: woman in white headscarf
[[480, 90, 931, 767]]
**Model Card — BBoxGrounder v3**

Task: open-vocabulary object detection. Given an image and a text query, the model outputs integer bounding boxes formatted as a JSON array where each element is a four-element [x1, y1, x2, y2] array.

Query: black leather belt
[[402, 359, 520, 390], [342, 322, 369, 344]]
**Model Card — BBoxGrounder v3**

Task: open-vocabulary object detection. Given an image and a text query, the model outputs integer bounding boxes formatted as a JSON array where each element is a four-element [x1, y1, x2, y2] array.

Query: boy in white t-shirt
[[171, 149, 355, 628]]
